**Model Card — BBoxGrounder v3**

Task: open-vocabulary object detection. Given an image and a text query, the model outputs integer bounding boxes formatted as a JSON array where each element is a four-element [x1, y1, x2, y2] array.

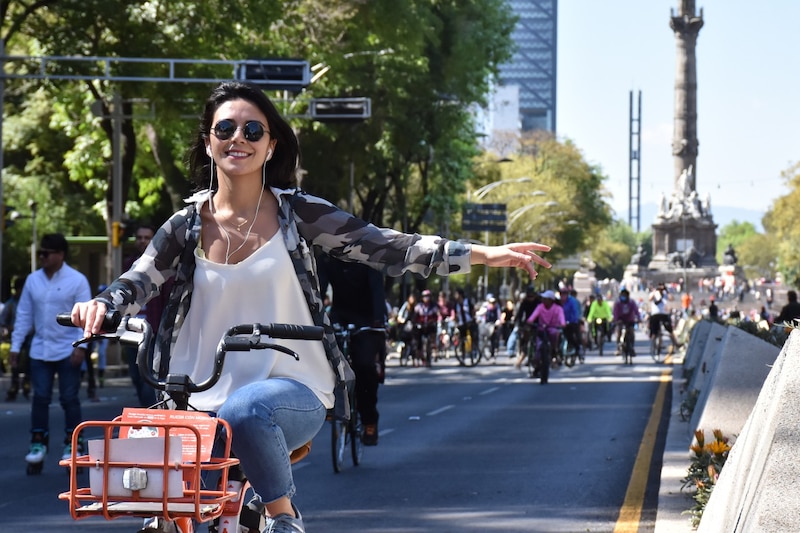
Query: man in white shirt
[[10, 233, 91, 467]]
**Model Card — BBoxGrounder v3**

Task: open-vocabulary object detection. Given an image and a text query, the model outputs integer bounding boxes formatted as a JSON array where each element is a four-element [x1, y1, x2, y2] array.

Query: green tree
[[716, 220, 758, 264], [763, 161, 800, 286], [589, 219, 638, 281]]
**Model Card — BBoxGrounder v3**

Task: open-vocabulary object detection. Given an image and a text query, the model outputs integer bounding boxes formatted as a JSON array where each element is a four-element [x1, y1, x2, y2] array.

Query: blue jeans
[[30, 356, 83, 440], [217, 378, 327, 504]]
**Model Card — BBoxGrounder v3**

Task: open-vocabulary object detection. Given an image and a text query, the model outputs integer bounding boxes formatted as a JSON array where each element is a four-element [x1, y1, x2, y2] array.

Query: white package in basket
[[88, 436, 184, 499]]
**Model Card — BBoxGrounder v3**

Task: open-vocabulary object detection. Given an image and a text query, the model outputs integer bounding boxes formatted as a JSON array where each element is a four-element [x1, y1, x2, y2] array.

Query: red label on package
[[120, 408, 218, 462]]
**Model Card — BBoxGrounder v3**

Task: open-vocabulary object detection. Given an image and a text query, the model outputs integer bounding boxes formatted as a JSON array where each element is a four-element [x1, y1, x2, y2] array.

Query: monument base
[[651, 215, 718, 269]]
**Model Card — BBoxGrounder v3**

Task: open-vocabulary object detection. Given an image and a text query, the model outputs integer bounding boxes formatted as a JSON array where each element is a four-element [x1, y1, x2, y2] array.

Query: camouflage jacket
[[97, 187, 472, 418]]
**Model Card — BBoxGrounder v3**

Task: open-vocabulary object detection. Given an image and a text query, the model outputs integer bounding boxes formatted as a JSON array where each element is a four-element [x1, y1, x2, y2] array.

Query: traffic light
[[111, 221, 125, 247]]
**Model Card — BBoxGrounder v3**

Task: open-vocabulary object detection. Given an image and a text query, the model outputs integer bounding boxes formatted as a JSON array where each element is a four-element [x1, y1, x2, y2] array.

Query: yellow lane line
[[613, 369, 672, 533]]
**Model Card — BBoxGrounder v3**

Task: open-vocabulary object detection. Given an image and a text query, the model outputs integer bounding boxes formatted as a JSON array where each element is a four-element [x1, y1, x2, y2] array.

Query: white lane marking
[[379, 428, 395, 437], [480, 387, 499, 395], [427, 405, 455, 416]]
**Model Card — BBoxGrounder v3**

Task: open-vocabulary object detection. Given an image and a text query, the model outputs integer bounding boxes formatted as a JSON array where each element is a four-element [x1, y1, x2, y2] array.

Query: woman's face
[[206, 98, 277, 180]]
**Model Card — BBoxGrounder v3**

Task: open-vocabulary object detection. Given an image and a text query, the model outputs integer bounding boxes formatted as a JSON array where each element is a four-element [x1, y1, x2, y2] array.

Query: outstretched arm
[[470, 242, 551, 280]]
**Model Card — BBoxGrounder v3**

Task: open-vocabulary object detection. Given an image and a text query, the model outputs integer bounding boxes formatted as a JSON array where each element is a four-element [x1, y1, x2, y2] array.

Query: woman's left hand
[[471, 242, 552, 280]]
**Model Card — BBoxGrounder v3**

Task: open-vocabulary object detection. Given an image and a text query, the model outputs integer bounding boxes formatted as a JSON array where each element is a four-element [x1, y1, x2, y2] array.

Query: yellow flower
[[707, 440, 731, 455], [694, 429, 705, 448]]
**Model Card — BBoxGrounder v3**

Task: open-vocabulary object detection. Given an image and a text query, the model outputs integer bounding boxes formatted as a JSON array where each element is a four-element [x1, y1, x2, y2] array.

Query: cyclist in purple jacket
[[613, 289, 639, 354]]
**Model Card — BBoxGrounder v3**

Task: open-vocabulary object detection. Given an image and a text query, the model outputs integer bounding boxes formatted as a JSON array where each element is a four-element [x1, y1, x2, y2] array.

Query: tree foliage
[[763, 161, 800, 285], [589, 219, 640, 281], [2, 0, 519, 290]]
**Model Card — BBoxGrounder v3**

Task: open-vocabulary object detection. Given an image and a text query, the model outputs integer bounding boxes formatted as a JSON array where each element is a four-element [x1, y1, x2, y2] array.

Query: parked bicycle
[[330, 323, 386, 473], [57, 311, 322, 533]]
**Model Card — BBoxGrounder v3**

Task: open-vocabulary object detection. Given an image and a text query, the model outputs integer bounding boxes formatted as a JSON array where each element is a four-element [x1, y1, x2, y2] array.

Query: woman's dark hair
[[187, 81, 301, 191]]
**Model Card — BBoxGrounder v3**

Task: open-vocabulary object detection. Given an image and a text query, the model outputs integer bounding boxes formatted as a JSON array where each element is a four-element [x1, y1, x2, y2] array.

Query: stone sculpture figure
[[723, 244, 737, 266]]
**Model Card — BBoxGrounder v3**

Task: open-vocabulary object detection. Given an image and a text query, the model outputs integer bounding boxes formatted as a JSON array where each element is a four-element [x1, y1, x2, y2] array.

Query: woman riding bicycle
[[520, 290, 565, 371], [69, 82, 553, 532]]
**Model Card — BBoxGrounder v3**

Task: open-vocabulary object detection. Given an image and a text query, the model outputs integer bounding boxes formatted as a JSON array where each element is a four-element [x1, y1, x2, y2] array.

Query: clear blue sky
[[557, 0, 799, 228]]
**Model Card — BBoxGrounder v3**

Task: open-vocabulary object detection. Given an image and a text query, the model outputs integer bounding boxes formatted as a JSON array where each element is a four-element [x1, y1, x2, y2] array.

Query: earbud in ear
[[205, 145, 213, 157], [267, 150, 273, 159]]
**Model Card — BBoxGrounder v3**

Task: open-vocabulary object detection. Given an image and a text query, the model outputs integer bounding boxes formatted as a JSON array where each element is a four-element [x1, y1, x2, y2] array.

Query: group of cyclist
[[502, 282, 683, 374], [395, 287, 485, 367]]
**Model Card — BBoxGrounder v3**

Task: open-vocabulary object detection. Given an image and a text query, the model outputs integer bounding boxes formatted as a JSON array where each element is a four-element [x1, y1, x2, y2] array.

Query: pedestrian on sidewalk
[[10, 233, 91, 465]]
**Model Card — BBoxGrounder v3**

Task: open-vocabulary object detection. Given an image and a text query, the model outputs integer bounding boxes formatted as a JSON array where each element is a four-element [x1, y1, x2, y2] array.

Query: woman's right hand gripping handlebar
[[71, 299, 109, 338]]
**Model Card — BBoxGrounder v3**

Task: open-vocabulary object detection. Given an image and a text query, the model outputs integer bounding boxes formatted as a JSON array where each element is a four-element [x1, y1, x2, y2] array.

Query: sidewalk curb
[[655, 352, 694, 533]]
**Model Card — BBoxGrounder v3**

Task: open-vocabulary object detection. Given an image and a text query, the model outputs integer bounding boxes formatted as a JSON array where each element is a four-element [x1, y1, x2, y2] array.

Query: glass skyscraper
[[498, 0, 557, 133]]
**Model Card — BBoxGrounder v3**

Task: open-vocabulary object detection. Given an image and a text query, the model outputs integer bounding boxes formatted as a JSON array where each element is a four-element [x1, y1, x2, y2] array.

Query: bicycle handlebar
[[56, 312, 324, 406]]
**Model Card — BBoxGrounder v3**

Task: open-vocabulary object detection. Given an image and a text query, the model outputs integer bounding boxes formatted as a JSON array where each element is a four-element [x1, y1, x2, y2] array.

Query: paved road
[[0, 331, 671, 532]]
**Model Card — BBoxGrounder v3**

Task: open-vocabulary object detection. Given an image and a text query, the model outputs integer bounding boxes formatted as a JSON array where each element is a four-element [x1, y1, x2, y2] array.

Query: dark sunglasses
[[37, 249, 58, 259], [211, 119, 268, 142]]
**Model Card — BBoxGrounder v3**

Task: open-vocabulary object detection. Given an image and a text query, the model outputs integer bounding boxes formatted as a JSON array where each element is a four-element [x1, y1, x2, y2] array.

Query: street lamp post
[[473, 176, 532, 200]]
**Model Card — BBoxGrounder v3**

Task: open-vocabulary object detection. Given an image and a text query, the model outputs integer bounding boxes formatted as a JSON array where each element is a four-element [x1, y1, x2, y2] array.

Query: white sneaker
[[25, 442, 47, 463], [263, 505, 305, 533]]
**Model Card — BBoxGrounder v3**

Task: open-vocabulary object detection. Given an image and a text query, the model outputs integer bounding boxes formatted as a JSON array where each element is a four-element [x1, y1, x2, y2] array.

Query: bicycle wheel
[[526, 339, 537, 378], [456, 332, 480, 367], [399, 341, 410, 366], [624, 327, 635, 365], [467, 342, 482, 366], [540, 342, 551, 384], [350, 409, 363, 466], [650, 335, 662, 363], [331, 418, 347, 473], [424, 334, 434, 367]]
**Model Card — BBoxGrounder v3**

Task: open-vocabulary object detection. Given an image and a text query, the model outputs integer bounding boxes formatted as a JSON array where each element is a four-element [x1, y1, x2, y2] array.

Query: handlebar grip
[[264, 323, 324, 340], [55, 311, 121, 332], [229, 323, 324, 340], [56, 313, 75, 327]]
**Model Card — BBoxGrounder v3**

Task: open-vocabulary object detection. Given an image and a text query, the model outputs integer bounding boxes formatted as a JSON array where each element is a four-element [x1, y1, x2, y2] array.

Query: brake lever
[[72, 332, 116, 348], [257, 343, 300, 361]]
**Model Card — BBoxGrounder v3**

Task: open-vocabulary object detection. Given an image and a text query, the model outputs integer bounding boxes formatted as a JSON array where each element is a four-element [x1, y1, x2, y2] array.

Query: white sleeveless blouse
[[169, 230, 335, 412]]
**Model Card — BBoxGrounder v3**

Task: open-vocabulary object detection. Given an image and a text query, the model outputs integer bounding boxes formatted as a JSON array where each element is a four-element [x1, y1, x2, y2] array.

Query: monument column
[[643, 0, 716, 283], [670, 0, 703, 191]]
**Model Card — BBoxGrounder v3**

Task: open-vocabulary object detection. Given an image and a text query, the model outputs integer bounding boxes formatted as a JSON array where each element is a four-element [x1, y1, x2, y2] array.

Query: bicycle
[[330, 323, 386, 473], [648, 314, 672, 363], [618, 321, 636, 365], [397, 322, 416, 367], [593, 318, 609, 356], [414, 322, 436, 367], [564, 322, 585, 368], [479, 321, 500, 362], [57, 311, 322, 533], [453, 322, 482, 367], [526, 322, 558, 384]]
